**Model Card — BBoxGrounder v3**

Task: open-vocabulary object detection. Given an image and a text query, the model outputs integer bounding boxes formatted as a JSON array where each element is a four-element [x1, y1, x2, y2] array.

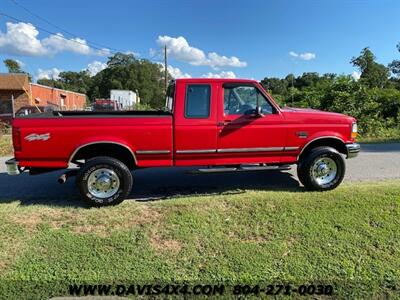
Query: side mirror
[[255, 106, 264, 117]]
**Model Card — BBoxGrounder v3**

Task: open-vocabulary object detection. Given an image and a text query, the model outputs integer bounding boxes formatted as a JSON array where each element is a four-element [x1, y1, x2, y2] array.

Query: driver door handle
[[217, 120, 232, 126]]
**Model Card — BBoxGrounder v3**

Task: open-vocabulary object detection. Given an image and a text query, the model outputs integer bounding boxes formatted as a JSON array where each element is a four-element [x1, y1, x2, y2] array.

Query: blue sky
[[0, 0, 399, 81]]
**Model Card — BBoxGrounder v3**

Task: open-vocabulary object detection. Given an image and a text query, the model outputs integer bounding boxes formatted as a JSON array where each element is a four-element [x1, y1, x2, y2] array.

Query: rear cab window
[[185, 84, 211, 118]]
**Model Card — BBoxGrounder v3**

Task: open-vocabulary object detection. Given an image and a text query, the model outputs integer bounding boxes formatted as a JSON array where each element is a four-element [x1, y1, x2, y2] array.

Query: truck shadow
[[0, 168, 302, 207], [132, 167, 301, 202]]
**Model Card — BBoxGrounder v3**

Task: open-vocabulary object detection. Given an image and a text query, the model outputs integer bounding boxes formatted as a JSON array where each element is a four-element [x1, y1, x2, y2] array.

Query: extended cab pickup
[[6, 78, 360, 206]]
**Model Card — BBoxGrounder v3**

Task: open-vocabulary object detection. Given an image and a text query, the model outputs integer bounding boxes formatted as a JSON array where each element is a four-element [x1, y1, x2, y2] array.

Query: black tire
[[76, 156, 133, 207], [297, 146, 345, 191]]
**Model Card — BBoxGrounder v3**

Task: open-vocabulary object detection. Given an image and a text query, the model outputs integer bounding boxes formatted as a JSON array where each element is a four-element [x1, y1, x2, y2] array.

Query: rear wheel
[[76, 156, 133, 206], [297, 146, 345, 191]]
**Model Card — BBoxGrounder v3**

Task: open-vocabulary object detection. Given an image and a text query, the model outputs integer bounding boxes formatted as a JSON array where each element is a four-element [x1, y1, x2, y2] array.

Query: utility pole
[[291, 75, 294, 106], [11, 94, 15, 118], [164, 45, 168, 95]]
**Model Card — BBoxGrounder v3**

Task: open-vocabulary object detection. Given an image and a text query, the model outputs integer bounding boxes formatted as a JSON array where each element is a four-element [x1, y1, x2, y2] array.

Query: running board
[[190, 164, 291, 174]]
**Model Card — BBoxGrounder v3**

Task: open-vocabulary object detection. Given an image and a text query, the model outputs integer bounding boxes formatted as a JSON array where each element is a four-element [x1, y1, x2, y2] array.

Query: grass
[[0, 180, 399, 299], [0, 135, 12, 156]]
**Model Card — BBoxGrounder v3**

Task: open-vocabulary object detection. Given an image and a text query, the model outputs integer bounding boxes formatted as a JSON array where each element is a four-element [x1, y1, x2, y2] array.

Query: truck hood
[[281, 107, 353, 120]]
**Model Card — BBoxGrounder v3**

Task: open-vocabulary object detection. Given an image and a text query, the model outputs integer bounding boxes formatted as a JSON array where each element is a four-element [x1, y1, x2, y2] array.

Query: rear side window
[[185, 84, 211, 118]]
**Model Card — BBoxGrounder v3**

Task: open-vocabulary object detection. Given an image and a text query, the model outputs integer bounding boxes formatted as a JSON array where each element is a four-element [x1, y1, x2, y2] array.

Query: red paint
[[12, 78, 356, 169]]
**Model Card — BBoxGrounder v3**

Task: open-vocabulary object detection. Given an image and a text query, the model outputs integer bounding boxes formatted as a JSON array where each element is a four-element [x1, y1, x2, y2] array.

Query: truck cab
[[6, 78, 360, 206]]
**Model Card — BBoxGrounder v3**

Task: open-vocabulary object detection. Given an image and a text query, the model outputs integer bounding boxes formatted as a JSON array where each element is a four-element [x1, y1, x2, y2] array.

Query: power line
[[0, 10, 161, 63], [7, 0, 125, 53], [0, 11, 115, 54]]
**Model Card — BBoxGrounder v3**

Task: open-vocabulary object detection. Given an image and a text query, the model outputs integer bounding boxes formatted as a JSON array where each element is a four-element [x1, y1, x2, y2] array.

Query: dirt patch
[[70, 204, 162, 237], [9, 212, 43, 232], [150, 233, 182, 253]]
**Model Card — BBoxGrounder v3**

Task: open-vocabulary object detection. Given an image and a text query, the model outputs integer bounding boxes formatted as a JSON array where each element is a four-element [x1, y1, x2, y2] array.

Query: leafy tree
[[388, 43, 400, 76], [3, 59, 22, 73], [3, 59, 32, 81], [90, 53, 166, 108], [351, 47, 389, 88], [107, 52, 137, 68]]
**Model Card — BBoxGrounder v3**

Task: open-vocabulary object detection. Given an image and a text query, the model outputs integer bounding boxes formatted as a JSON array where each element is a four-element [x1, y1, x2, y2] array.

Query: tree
[[389, 43, 400, 76], [3, 58, 33, 81], [351, 47, 389, 88], [3, 59, 23, 73], [107, 52, 137, 68], [89, 53, 167, 108], [37, 71, 92, 94]]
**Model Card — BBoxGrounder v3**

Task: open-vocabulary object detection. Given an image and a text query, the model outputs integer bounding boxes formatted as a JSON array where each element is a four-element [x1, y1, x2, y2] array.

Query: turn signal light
[[12, 127, 21, 151], [351, 122, 358, 139]]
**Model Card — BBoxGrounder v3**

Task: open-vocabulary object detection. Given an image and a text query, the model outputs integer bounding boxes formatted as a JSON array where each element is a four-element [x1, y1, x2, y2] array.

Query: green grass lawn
[[0, 135, 12, 156], [0, 180, 399, 299]]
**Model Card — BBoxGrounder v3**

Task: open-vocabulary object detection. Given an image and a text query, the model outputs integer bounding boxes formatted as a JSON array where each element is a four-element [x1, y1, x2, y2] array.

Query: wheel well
[[298, 138, 347, 161], [70, 143, 136, 170]]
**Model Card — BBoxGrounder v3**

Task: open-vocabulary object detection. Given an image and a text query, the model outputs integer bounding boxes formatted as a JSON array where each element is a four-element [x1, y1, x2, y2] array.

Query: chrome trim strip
[[296, 136, 345, 160], [284, 147, 299, 151], [136, 150, 171, 154], [176, 149, 217, 154], [68, 141, 137, 164], [217, 147, 284, 153]]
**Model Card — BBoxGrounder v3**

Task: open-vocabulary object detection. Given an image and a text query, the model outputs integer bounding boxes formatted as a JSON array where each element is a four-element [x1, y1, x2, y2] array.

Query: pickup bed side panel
[[13, 116, 173, 168]]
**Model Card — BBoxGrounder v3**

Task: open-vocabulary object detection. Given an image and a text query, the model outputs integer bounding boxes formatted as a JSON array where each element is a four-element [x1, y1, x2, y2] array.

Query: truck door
[[216, 82, 286, 165], [174, 80, 218, 166]]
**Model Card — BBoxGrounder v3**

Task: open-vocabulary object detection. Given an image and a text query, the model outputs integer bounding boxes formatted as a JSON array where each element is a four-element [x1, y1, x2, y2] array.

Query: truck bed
[[13, 112, 173, 169], [18, 110, 172, 118]]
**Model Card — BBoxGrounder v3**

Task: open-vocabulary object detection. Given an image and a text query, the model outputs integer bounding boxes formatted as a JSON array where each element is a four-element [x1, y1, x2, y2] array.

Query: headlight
[[351, 122, 357, 139]]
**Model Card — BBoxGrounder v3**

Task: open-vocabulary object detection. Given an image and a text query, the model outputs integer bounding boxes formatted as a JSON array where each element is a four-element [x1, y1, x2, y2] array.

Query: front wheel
[[297, 146, 345, 191], [76, 156, 133, 206]]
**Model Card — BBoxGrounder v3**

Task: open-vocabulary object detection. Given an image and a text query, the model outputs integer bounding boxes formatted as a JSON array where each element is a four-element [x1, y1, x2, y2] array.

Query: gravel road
[[0, 143, 399, 206]]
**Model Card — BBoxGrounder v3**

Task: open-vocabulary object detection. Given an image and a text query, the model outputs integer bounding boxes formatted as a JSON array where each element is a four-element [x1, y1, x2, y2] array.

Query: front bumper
[[5, 158, 20, 175], [346, 143, 360, 158]]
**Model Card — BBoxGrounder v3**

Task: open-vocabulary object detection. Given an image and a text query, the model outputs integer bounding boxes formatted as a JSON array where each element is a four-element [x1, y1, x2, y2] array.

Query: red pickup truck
[[6, 78, 360, 206]]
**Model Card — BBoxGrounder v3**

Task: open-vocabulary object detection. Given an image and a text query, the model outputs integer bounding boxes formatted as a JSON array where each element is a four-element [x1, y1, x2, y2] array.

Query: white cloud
[[86, 60, 107, 76], [42, 33, 92, 55], [168, 65, 191, 78], [158, 63, 191, 79], [36, 68, 62, 80], [15, 59, 25, 67], [0, 22, 110, 57], [289, 51, 316, 61], [125, 50, 140, 57], [351, 71, 361, 81], [0, 22, 47, 56], [157, 36, 247, 69], [202, 71, 236, 78]]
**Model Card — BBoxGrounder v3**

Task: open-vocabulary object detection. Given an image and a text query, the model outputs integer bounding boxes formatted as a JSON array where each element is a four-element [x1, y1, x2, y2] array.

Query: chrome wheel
[[311, 157, 337, 185], [87, 168, 120, 199]]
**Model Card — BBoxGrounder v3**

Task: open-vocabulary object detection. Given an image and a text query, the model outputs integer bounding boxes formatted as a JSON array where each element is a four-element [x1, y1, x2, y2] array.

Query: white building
[[110, 90, 139, 109]]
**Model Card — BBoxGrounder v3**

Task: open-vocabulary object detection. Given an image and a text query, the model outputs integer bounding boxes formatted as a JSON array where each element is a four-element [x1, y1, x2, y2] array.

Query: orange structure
[[0, 73, 86, 119], [30, 83, 86, 110]]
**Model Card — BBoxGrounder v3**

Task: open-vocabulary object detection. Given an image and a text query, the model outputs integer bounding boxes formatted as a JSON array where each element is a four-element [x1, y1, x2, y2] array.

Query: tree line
[[261, 47, 400, 137], [3, 45, 400, 138]]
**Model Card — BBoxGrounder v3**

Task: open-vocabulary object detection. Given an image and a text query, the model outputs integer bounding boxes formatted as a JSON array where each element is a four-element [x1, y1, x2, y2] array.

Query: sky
[[0, 0, 399, 81]]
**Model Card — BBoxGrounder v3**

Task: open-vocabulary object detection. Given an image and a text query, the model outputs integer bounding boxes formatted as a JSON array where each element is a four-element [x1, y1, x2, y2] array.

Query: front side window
[[224, 85, 273, 115], [185, 84, 211, 118]]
